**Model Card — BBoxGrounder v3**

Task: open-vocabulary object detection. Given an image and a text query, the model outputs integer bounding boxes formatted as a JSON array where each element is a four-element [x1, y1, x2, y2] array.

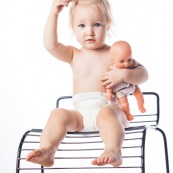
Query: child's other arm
[[124, 64, 148, 85], [101, 64, 148, 89]]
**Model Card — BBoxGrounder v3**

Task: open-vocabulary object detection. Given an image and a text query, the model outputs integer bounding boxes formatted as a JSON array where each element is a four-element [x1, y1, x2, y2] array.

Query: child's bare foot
[[91, 149, 122, 167], [26, 148, 55, 167]]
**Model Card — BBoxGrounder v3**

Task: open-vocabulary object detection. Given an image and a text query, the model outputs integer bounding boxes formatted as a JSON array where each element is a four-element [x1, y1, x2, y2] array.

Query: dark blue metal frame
[[16, 92, 170, 173]]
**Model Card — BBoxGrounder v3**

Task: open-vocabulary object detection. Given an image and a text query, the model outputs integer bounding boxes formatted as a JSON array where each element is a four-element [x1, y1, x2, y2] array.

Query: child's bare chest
[[72, 54, 111, 78]]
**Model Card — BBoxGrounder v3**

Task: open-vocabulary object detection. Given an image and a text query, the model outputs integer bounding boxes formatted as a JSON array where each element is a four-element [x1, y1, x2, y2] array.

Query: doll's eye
[[128, 59, 132, 62]]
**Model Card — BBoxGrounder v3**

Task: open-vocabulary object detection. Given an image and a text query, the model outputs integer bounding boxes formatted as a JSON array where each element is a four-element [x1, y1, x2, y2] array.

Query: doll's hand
[[101, 66, 125, 89]]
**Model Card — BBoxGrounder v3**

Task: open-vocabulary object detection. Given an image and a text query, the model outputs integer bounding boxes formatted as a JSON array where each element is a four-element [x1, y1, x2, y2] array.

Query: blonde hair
[[69, 0, 114, 28]]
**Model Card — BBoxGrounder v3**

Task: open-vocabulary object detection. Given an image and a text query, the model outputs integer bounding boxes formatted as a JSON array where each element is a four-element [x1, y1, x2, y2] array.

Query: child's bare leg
[[133, 87, 146, 113], [92, 104, 127, 167], [118, 96, 134, 121], [26, 108, 83, 167]]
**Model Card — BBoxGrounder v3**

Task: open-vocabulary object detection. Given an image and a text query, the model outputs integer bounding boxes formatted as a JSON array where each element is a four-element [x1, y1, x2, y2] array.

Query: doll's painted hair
[[69, 0, 114, 27]]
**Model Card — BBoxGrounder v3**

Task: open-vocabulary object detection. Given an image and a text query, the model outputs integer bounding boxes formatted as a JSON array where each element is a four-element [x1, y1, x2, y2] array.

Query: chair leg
[[16, 130, 31, 173], [141, 127, 170, 173], [156, 127, 170, 173]]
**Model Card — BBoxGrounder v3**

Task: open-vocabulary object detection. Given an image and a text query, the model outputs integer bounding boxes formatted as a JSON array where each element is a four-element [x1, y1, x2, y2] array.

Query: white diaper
[[73, 92, 110, 131]]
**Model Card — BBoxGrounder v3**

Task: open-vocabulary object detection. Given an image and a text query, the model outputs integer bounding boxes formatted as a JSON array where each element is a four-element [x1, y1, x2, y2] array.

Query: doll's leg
[[118, 96, 134, 121], [106, 88, 113, 100], [133, 86, 146, 113], [26, 108, 83, 167]]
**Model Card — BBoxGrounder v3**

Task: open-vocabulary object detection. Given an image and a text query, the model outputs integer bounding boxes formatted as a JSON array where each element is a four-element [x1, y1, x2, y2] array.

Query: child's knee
[[98, 106, 116, 120], [50, 108, 70, 121]]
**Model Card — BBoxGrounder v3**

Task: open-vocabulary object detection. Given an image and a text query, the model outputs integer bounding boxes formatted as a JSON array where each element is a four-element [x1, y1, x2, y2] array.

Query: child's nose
[[86, 27, 94, 36]]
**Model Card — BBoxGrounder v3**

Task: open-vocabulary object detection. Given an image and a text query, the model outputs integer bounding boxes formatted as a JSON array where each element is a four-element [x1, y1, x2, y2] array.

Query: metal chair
[[16, 92, 170, 173]]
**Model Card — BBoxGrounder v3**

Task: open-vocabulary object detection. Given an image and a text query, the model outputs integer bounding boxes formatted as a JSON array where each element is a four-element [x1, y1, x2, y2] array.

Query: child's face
[[72, 4, 109, 50]]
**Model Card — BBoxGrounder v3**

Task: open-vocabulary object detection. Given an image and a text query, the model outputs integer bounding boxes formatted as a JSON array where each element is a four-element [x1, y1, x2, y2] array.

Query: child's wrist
[[50, 5, 61, 16], [49, 10, 59, 17]]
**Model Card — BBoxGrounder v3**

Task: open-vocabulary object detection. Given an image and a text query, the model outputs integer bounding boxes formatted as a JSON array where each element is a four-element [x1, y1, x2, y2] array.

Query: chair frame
[[16, 92, 170, 173]]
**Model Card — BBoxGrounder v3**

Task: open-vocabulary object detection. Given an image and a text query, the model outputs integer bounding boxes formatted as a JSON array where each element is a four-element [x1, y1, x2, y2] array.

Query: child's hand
[[101, 66, 125, 89], [51, 0, 70, 15]]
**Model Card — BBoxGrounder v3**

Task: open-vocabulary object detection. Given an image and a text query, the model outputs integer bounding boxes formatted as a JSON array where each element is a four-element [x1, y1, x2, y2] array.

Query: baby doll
[[106, 41, 146, 121]]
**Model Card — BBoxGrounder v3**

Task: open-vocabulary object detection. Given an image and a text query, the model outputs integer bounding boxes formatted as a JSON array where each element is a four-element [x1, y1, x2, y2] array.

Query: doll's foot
[[126, 114, 134, 121], [139, 106, 146, 113], [91, 149, 122, 167], [26, 147, 55, 167]]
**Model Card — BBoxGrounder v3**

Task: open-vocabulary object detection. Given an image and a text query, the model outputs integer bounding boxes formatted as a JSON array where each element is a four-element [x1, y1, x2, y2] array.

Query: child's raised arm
[[43, 0, 73, 64]]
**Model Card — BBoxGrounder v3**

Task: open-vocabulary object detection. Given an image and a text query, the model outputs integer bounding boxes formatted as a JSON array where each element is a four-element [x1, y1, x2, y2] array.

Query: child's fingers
[[62, 0, 70, 6]]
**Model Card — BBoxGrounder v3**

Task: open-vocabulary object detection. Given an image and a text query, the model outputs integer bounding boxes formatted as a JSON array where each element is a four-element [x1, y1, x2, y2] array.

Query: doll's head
[[110, 41, 133, 69]]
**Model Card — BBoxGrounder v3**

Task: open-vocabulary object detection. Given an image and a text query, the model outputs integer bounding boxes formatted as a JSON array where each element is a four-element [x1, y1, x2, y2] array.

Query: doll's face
[[110, 42, 133, 69]]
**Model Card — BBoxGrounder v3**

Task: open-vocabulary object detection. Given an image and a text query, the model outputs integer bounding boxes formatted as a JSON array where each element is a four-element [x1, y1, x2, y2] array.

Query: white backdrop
[[0, 0, 172, 172]]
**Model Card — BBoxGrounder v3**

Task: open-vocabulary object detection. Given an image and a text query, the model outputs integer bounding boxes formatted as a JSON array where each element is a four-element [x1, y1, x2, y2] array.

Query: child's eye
[[94, 23, 101, 27], [79, 24, 85, 28]]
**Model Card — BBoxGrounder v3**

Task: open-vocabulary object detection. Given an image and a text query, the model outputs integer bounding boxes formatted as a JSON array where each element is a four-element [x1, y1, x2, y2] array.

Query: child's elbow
[[43, 41, 58, 53], [142, 68, 149, 83]]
